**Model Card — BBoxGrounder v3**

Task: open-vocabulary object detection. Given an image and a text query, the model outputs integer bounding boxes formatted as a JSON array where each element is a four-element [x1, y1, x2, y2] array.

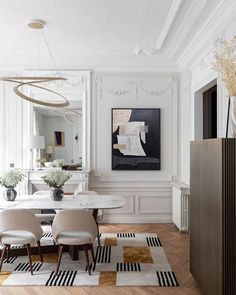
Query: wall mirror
[[26, 71, 91, 170]]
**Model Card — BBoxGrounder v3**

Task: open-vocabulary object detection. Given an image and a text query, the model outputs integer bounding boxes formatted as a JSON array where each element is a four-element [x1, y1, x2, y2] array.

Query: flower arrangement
[[52, 158, 65, 168], [0, 170, 24, 188], [37, 157, 47, 166], [213, 36, 236, 96], [42, 171, 72, 188]]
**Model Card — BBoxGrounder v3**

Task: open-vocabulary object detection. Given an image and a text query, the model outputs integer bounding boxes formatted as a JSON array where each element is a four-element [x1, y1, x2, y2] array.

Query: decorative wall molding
[[191, 48, 216, 91], [94, 76, 168, 100], [26, 70, 90, 90], [92, 72, 177, 223], [95, 191, 172, 223]]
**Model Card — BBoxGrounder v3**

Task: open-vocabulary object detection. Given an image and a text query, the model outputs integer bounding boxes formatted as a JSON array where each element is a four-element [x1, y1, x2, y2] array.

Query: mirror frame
[[25, 70, 91, 171]]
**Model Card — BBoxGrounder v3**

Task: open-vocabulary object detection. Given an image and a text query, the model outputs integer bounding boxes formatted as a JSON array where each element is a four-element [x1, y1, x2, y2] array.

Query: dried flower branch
[[213, 36, 236, 96]]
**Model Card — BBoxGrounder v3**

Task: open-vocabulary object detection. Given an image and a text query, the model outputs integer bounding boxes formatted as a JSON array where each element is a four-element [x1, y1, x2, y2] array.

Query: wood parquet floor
[[0, 224, 203, 295]]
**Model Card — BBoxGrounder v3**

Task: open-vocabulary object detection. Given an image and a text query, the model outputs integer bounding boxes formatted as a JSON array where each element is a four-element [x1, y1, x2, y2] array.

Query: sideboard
[[19, 169, 90, 194], [190, 139, 236, 295]]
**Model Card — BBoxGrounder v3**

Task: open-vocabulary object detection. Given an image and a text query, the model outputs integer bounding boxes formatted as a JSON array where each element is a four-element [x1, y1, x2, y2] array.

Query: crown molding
[[177, 0, 236, 69], [0, 54, 180, 72], [156, 0, 183, 50], [166, 0, 208, 58]]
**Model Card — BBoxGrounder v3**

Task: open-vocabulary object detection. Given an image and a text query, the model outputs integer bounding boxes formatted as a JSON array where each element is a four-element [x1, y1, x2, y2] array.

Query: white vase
[[228, 96, 236, 138]]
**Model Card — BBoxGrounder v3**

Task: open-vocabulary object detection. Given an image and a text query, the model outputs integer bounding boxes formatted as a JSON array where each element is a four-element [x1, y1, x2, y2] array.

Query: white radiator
[[181, 193, 190, 231], [172, 182, 190, 232]]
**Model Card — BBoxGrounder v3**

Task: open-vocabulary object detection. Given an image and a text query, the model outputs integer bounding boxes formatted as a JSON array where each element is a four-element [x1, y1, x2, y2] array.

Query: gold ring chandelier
[[0, 20, 69, 108], [0, 76, 69, 107], [54, 108, 82, 126]]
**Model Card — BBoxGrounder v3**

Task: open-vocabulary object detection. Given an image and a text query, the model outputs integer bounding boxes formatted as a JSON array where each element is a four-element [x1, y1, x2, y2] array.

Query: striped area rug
[[0, 232, 178, 287]]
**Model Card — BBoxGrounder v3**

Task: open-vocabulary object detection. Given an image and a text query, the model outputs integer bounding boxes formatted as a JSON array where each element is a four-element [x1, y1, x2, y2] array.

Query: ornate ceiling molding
[[156, 0, 183, 50], [177, 0, 236, 69], [166, 0, 208, 58]]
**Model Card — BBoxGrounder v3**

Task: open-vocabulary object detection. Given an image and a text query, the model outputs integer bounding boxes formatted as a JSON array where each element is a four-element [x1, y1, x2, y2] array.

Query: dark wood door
[[203, 85, 217, 139]]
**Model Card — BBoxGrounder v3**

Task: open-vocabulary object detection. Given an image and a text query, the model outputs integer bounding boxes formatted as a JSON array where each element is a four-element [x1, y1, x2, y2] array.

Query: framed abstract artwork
[[112, 108, 161, 170]]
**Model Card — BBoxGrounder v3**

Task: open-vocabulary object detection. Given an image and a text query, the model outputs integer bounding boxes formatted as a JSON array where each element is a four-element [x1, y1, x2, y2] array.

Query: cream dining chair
[[0, 209, 43, 275], [74, 190, 102, 246], [52, 209, 97, 275]]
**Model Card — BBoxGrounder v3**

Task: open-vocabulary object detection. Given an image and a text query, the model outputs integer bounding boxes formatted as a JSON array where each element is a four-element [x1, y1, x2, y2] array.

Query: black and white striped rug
[[0, 232, 178, 287]]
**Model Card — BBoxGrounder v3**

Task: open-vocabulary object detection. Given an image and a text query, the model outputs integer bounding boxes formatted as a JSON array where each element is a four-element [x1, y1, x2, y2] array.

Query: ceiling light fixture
[[0, 19, 69, 108], [54, 108, 82, 126]]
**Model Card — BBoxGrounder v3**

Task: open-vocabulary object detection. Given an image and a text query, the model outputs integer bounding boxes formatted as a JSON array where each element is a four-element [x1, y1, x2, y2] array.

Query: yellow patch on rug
[[0, 272, 11, 285], [104, 237, 117, 246], [99, 271, 116, 286], [32, 253, 58, 263], [124, 246, 153, 263]]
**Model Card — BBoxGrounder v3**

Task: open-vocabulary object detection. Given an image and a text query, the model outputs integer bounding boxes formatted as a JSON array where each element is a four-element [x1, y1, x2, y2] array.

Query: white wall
[[178, 12, 236, 185], [90, 72, 178, 223], [0, 71, 178, 223], [0, 82, 30, 173]]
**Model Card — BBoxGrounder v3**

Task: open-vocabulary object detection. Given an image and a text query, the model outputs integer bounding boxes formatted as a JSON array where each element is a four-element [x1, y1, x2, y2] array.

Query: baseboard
[[101, 215, 172, 224]]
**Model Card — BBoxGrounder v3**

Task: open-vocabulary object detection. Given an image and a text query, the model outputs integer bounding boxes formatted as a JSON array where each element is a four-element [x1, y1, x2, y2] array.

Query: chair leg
[[90, 244, 95, 262], [6, 245, 10, 263], [83, 244, 91, 275], [0, 245, 7, 272], [25, 244, 33, 275], [92, 209, 101, 246], [56, 244, 63, 275], [37, 241, 43, 262], [97, 224, 101, 246]]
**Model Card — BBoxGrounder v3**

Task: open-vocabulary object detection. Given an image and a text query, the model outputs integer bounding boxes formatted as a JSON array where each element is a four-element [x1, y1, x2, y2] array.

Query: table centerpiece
[[42, 171, 72, 201]]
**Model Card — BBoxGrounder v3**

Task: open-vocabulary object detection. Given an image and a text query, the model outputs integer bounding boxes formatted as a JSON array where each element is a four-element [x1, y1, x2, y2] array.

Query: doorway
[[203, 85, 217, 139]]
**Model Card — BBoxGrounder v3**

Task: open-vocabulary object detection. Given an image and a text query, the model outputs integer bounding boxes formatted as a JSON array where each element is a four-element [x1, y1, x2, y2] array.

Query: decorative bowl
[[44, 162, 53, 168]]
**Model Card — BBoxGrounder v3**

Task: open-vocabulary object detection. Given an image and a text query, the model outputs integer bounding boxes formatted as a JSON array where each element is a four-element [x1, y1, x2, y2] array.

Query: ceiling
[[0, 0, 229, 69]]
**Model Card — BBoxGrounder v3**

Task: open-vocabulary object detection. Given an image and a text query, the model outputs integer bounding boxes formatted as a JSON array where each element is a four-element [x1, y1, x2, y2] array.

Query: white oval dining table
[[0, 194, 125, 210], [0, 194, 125, 260]]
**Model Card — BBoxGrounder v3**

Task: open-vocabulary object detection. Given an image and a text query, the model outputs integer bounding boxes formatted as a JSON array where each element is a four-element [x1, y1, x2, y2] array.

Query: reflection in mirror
[[33, 101, 82, 168], [54, 131, 65, 146]]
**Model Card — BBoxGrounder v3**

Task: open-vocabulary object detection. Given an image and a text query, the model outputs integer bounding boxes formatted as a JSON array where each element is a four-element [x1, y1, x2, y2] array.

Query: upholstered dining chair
[[0, 209, 43, 275], [33, 191, 56, 224], [74, 190, 102, 246], [52, 209, 97, 275]]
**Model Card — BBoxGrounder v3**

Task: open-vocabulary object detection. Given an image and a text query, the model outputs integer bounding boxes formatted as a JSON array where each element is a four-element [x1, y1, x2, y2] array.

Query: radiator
[[172, 182, 190, 232], [181, 193, 190, 232]]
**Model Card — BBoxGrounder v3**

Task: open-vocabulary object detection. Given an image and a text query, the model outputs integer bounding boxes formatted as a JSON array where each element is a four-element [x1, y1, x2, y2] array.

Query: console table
[[20, 170, 90, 195]]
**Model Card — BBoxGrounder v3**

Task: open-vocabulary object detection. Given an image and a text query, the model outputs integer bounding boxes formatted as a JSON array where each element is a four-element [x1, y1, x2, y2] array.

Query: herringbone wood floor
[[0, 224, 203, 295]]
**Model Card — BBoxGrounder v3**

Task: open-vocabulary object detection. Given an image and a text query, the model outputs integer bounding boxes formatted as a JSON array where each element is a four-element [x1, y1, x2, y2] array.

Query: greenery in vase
[[52, 158, 65, 167], [42, 171, 72, 188], [37, 157, 47, 166], [0, 170, 24, 188], [213, 36, 236, 96]]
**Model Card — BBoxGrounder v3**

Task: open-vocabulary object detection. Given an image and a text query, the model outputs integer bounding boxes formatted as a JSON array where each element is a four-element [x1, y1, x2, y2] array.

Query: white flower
[[42, 171, 72, 188], [0, 170, 24, 188]]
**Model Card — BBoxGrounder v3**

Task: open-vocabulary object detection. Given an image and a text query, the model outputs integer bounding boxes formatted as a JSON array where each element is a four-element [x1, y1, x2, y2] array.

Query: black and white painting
[[112, 108, 161, 170]]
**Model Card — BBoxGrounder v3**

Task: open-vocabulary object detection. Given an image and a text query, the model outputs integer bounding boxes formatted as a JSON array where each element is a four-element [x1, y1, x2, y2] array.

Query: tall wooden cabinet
[[190, 139, 236, 295]]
